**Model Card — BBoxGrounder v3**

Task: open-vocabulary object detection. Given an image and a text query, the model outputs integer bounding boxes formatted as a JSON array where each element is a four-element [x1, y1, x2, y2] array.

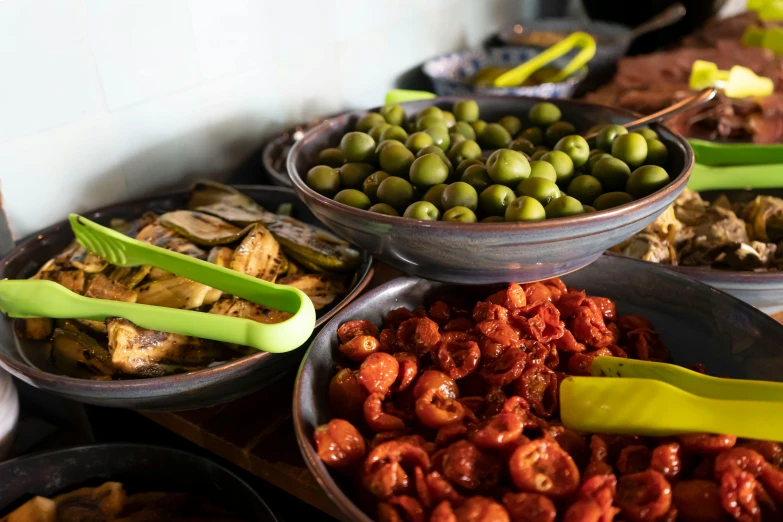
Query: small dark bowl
[[288, 95, 693, 284], [262, 121, 324, 187], [0, 444, 276, 521], [0, 186, 372, 411], [293, 255, 783, 522]]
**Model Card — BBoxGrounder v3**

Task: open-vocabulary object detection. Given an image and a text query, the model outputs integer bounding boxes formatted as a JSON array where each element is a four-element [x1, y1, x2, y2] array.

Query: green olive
[[453, 100, 480, 122], [306, 165, 340, 196], [626, 165, 671, 198], [369, 123, 393, 143], [479, 123, 512, 149], [441, 181, 478, 212], [541, 150, 575, 186], [479, 184, 516, 216], [593, 191, 634, 210], [410, 153, 449, 187], [612, 133, 648, 168], [645, 139, 669, 166], [375, 139, 397, 155], [505, 196, 546, 222], [448, 140, 482, 164], [567, 175, 604, 205], [380, 104, 406, 126], [442, 206, 478, 222], [587, 123, 608, 136], [516, 177, 561, 205], [499, 116, 522, 137], [596, 124, 628, 152], [363, 171, 391, 202], [481, 216, 506, 223], [425, 125, 451, 151], [380, 125, 408, 143], [449, 132, 467, 148], [455, 158, 484, 178], [442, 111, 456, 128], [369, 203, 400, 216], [545, 122, 577, 147], [356, 113, 386, 133], [403, 201, 440, 221], [471, 120, 487, 136], [530, 150, 548, 161], [378, 141, 415, 178], [461, 164, 493, 192], [586, 152, 612, 174], [583, 205, 596, 213], [519, 127, 544, 146], [635, 128, 658, 141], [376, 176, 416, 210], [486, 149, 531, 187], [419, 106, 444, 120], [510, 137, 536, 156], [545, 195, 585, 218], [405, 132, 434, 153], [340, 131, 376, 162], [553, 135, 590, 168], [334, 189, 371, 210], [422, 184, 448, 210], [591, 157, 631, 192], [453, 121, 476, 141], [416, 113, 445, 131], [340, 162, 375, 189], [317, 148, 344, 168], [528, 160, 558, 182], [529, 102, 562, 127]]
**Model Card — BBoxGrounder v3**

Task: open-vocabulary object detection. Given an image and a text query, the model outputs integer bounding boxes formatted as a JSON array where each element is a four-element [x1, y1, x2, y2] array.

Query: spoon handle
[[584, 87, 718, 140], [630, 3, 687, 40]]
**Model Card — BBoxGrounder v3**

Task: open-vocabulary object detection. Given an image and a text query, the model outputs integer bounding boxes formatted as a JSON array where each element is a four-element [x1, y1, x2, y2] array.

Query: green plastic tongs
[[0, 215, 316, 353], [561, 357, 783, 442]]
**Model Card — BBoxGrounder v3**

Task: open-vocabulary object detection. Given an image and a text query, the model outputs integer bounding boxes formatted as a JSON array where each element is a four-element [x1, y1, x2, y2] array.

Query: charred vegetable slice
[[159, 210, 249, 246], [19, 318, 53, 340], [188, 180, 276, 224], [278, 274, 346, 310], [136, 277, 212, 310], [267, 217, 360, 272], [54, 482, 125, 520], [110, 211, 157, 238], [107, 318, 228, 376], [209, 297, 292, 324], [203, 246, 234, 305], [85, 274, 138, 303], [51, 328, 114, 378], [136, 222, 207, 259], [195, 202, 276, 227], [107, 265, 151, 289], [40, 269, 86, 295], [69, 249, 108, 273], [230, 224, 283, 281]]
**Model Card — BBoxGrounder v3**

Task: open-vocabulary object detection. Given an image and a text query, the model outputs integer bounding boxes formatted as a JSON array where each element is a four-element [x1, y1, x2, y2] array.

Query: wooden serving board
[[143, 263, 783, 519]]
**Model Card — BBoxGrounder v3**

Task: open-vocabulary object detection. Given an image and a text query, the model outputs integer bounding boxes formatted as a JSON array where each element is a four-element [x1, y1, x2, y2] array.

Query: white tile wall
[[0, 0, 523, 237]]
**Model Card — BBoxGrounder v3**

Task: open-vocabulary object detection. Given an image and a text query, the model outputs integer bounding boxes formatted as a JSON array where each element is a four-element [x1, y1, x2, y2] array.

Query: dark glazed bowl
[[262, 120, 324, 187], [293, 255, 783, 522], [0, 185, 372, 411], [288, 96, 693, 284], [0, 444, 276, 521]]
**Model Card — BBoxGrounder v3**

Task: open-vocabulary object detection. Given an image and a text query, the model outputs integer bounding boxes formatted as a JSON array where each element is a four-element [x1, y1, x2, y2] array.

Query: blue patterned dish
[[422, 47, 587, 98]]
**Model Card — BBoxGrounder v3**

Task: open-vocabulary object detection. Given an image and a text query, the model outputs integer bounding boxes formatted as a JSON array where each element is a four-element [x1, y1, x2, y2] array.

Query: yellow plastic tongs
[[493, 32, 597, 87], [560, 357, 783, 442]]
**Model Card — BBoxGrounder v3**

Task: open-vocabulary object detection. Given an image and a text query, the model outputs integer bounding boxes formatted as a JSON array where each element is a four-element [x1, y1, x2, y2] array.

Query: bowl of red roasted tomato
[[293, 254, 783, 522]]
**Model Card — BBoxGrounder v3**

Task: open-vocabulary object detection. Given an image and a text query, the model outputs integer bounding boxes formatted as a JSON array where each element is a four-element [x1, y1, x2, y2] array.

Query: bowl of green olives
[[288, 96, 693, 283]]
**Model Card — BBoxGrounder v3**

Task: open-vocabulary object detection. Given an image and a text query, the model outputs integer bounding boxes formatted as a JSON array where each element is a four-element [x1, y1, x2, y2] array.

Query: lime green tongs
[[561, 357, 783, 442], [0, 215, 316, 353]]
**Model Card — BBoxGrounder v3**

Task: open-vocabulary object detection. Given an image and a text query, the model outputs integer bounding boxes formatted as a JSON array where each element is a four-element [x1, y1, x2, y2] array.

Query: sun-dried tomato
[[583, 435, 613, 479], [440, 440, 500, 491], [545, 425, 588, 469], [567, 348, 612, 376], [416, 387, 466, 429], [502, 492, 555, 522], [616, 445, 652, 475], [477, 320, 519, 346], [510, 439, 580, 498], [513, 302, 564, 343], [479, 337, 509, 362], [338, 319, 380, 344], [523, 282, 553, 306], [328, 368, 368, 423], [616, 470, 672, 522], [759, 464, 783, 503], [392, 353, 419, 393], [557, 291, 587, 319], [719, 468, 760, 522], [378, 495, 426, 522], [541, 278, 566, 301], [740, 440, 783, 468], [515, 364, 558, 418], [625, 328, 669, 361], [340, 335, 381, 362], [398, 317, 441, 355], [386, 307, 414, 328], [430, 301, 452, 325], [473, 302, 510, 324], [453, 496, 510, 522], [365, 393, 407, 432], [589, 297, 616, 321], [570, 301, 614, 348], [715, 448, 767, 477], [679, 433, 737, 454], [554, 329, 586, 353], [363, 440, 430, 499], [380, 328, 400, 353], [445, 318, 477, 332], [650, 443, 682, 481], [314, 419, 366, 470], [617, 315, 653, 332], [472, 411, 526, 451], [415, 468, 464, 509], [431, 501, 458, 522], [480, 347, 526, 387], [672, 480, 727, 522], [435, 340, 481, 380], [563, 474, 619, 522], [413, 370, 459, 400], [359, 352, 400, 395]]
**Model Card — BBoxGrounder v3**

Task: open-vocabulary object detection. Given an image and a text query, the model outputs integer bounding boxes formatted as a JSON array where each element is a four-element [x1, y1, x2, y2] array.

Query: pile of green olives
[[304, 99, 673, 223]]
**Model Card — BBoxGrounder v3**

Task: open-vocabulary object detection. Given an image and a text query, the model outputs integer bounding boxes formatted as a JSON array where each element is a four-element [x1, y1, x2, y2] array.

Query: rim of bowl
[[421, 46, 588, 88], [497, 17, 632, 47], [262, 130, 294, 186], [0, 184, 373, 395], [287, 95, 694, 235]]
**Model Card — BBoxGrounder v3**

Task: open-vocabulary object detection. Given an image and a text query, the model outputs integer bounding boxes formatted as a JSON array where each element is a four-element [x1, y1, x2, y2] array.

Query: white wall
[[0, 0, 522, 237]]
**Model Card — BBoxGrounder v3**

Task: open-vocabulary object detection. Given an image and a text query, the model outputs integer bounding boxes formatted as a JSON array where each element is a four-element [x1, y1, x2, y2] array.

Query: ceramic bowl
[[0, 444, 276, 520], [288, 96, 693, 284], [293, 254, 783, 522], [0, 186, 372, 411], [262, 120, 324, 187], [422, 47, 587, 98]]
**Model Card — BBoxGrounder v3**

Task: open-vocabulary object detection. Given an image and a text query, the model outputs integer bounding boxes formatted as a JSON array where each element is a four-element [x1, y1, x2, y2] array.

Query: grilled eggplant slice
[[1, 496, 56, 522], [267, 217, 360, 272], [278, 274, 346, 310], [203, 246, 234, 305], [108, 265, 151, 289], [136, 277, 212, 310], [54, 482, 126, 521], [107, 318, 228, 376], [40, 269, 86, 295], [209, 297, 292, 324], [188, 180, 276, 224], [159, 210, 249, 246], [136, 222, 207, 259], [110, 211, 157, 237], [230, 224, 283, 281], [51, 328, 114, 378], [18, 318, 54, 340], [85, 274, 138, 302], [195, 202, 276, 228], [69, 248, 109, 274]]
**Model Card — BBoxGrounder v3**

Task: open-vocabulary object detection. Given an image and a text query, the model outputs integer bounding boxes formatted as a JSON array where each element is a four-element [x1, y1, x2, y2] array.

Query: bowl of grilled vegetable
[[611, 188, 783, 314], [0, 181, 372, 410], [0, 444, 276, 521]]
